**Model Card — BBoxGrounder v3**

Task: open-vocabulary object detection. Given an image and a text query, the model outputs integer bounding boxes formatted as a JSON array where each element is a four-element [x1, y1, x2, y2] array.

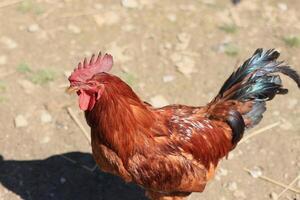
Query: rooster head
[[67, 52, 113, 111]]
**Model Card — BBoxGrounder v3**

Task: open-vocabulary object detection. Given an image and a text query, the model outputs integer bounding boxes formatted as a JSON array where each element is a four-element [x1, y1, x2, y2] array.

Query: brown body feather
[[84, 73, 245, 200]]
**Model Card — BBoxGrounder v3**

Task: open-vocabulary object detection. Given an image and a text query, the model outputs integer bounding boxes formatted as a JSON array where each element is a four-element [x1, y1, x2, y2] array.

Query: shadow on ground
[[0, 152, 146, 200]]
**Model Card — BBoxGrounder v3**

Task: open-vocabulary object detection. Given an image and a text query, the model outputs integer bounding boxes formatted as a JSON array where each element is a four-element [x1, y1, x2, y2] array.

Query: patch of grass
[[224, 43, 239, 57], [0, 81, 6, 92], [17, 0, 44, 15], [30, 69, 55, 85], [17, 63, 32, 74], [0, 96, 7, 103], [219, 23, 238, 34], [17, 62, 55, 85], [120, 72, 136, 86], [283, 35, 300, 47], [17, 0, 33, 13]]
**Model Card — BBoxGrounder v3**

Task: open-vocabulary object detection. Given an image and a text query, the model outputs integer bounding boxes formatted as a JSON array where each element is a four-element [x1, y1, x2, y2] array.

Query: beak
[[66, 86, 79, 94]]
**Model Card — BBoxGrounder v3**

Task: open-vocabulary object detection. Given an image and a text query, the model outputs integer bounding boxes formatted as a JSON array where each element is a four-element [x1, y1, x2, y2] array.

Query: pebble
[[121, 0, 138, 8], [269, 192, 278, 200], [1, 36, 18, 49], [233, 190, 246, 199], [163, 75, 175, 82], [248, 166, 263, 178], [170, 53, 195, 77], [280, 121, 293, 130], [218, 167, 228, 176], [176, 32, 191, 50], [150, 95, 169, 107], [227, 152, 234, 160], [64, 71, 72, 78], [40, 111, 52, 123], [176, 57, 195, 76], [179, 4, 196, 11], [164, 42, 172, 50], [287, 98, 298, 109], [202, 0, 216, 5], [107, 42, 131, 62], [94, 12, 120, 26], [0, 55, 7, 65], [18, 79, 36, 94], [68, 24, 81, 34], [277, 3, 288, 11], [94, 3, 103, 10], [272, 111, 280, 116], [41, 136, 50, 144], [60, 177, 66, 184], [224, 181, 237, 191], [166, 13, 177, 22], [122, 24, 135, 32], [28, 24, 40, 33], [15, 115, 28, 128]]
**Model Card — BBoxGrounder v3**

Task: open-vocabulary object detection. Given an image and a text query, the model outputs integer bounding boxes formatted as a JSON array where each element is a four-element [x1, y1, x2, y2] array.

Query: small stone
[[0, 55, 7, 65], [179, 4, 196, 11], [121, 0, 138, 8], [224, 181, 237, 191], [163, 75, 175, 82], [150, 95, 169, 107], [106, 42, 131, 62], [1, 36, 18, 49], [233, 190, 246, 199], [40, 111, 52, 123], [166, 13, 177, 22], [60, 177, 66, 184], [15, 115, 28, 128], [122, 24, 135, 32], [41, 136, 50, 144], [68, 24, 81, 34], [227, 152, 234, 160], [278, 3, 288, 11], [176, 32, 191, 50], [175, 56, 195, 77], [202, 0, 216, 5], [280, 121, 293, 130], [18, 79, 36, 94], [219, 168, 228, 176], [94, 3, 103, 10], [64, 71, 72, 78], [28, 24, 40, 33], [248, 166, 263, 178], [269, 192, 278, 200], [287, 98, 298, 109], [94, 12, 120, 26], [272, 111, 280, 116]]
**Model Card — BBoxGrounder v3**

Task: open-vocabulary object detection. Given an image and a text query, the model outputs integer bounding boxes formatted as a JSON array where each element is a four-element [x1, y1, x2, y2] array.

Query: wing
[[127, 105, 234, 193]]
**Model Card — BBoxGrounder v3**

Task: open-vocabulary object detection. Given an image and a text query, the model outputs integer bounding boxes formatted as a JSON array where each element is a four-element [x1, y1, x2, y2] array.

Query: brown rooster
[[67, 49, 300, 200]]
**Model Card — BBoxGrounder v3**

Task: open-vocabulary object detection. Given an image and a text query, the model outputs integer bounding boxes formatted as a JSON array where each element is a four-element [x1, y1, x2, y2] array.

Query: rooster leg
[[145, 191, 190, 200]]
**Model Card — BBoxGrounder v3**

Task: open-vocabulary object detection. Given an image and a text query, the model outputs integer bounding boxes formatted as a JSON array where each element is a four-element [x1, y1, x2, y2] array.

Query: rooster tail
[[211, 49, 300, 144]]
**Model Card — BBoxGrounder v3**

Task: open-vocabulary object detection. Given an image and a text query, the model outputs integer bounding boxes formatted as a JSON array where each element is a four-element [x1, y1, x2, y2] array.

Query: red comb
[[69, 52, 113, 83]]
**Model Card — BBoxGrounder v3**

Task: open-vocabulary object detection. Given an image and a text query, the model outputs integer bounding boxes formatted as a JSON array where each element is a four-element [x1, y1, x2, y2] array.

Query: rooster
[[67, 49, 300, 200]]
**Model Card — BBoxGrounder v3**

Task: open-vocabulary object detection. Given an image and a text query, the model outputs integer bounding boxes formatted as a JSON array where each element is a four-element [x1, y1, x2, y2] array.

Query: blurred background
[[0, 0, 299, 199]]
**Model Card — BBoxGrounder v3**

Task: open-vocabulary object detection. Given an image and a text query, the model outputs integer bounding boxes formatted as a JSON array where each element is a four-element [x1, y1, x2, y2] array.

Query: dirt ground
[[0, 0, 299, 199]]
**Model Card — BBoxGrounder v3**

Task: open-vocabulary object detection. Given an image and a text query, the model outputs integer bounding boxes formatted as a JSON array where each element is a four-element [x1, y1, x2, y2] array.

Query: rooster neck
[[85, 74, 155, 160]]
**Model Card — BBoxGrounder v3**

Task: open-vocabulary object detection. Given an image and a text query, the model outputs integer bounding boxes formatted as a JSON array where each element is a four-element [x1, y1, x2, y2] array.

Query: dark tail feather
[[218, 48, 300, 132]]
